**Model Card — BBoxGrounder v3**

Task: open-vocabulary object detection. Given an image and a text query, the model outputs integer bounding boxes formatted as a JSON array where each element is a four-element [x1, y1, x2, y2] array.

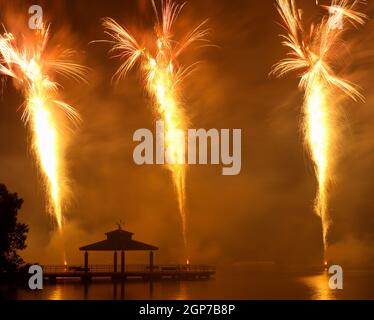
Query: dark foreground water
[[2, 268, 374, 300]]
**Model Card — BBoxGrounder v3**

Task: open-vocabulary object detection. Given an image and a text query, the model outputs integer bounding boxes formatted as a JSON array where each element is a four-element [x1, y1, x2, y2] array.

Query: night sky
[[1, 0, 374, 267]]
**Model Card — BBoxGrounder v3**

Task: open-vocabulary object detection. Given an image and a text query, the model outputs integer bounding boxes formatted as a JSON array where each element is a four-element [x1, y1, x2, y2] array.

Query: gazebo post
[[84, 251, 88, 271], [121, 251, 125, 274], [114, 251, 118, 273], [149, 251, 154, 274]]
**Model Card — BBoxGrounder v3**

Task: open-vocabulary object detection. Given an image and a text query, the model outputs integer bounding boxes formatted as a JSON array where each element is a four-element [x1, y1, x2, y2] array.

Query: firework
[[103, 0, 209, 248], [0, 25, 87, 229], [272, 0, 366, 250]]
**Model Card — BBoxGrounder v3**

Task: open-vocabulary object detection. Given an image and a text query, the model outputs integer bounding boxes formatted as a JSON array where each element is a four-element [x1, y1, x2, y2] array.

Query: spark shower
[[0, 24, 87, 229], [0, 0, 370, 267], [102, 0, 210, 251], [272, 0, 367, 253]]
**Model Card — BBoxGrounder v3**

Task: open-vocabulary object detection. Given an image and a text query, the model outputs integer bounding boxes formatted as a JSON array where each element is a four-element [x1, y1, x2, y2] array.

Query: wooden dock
[[42, 264, 216, 283]]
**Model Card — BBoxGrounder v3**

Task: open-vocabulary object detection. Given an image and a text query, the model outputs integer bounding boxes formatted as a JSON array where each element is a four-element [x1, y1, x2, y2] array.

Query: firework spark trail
[[0, 25, 87, 230], [272, 0, 366, 251], [103, 0, 209, 248]]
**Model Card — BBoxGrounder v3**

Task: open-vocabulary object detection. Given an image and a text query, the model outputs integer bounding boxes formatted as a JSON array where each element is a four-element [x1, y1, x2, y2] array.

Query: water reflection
[[149, 281, 154, 299], [112, 282, 125, 300], [49, 282, 63, 300], [300, 272, 336, 300], [82, 280, 157, 300], [3, 270, 374, 300], [174, 281, 189, 300]]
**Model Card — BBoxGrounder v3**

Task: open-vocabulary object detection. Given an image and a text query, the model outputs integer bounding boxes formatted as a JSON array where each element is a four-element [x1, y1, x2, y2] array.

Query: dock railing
[[42, 264, 215, 274]]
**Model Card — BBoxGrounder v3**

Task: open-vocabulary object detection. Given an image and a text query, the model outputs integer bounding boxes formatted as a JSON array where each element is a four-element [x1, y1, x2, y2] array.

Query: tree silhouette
[[0, 184, 29, 273]]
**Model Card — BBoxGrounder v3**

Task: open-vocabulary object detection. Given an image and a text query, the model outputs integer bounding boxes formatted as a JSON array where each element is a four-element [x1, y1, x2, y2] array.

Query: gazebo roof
[[79, 227, 158, 251]]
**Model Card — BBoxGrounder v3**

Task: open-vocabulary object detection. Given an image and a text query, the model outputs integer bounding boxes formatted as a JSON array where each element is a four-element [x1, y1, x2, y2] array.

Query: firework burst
[[0, 24, 87, 230], [272, 0, 367, 251], [102, 0, 209, 249]]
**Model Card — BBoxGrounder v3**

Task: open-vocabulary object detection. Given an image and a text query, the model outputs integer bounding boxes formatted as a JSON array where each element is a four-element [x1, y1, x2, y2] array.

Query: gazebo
[[79, 225, 158, 275]]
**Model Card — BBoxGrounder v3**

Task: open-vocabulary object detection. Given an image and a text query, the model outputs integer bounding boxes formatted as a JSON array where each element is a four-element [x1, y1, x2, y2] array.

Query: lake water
[[2, 268, 374, 300]]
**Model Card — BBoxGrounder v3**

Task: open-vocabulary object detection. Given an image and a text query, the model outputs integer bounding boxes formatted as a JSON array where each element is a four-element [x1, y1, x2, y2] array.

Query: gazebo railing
[[42, 264, 215, 274]]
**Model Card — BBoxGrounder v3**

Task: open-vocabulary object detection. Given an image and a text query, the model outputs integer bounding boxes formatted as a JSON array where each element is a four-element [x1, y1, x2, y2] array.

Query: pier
[[42, 264, 216, 283]]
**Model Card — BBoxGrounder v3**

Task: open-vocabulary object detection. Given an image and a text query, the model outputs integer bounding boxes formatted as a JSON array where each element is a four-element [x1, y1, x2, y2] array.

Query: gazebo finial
[[116, 220, 124, 230]]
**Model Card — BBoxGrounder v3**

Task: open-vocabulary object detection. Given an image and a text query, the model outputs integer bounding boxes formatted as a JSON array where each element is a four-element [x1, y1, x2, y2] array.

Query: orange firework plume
[[0, 24, 87, 229], [102, 0, 209, 248], [272, 0, 367, 251]]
